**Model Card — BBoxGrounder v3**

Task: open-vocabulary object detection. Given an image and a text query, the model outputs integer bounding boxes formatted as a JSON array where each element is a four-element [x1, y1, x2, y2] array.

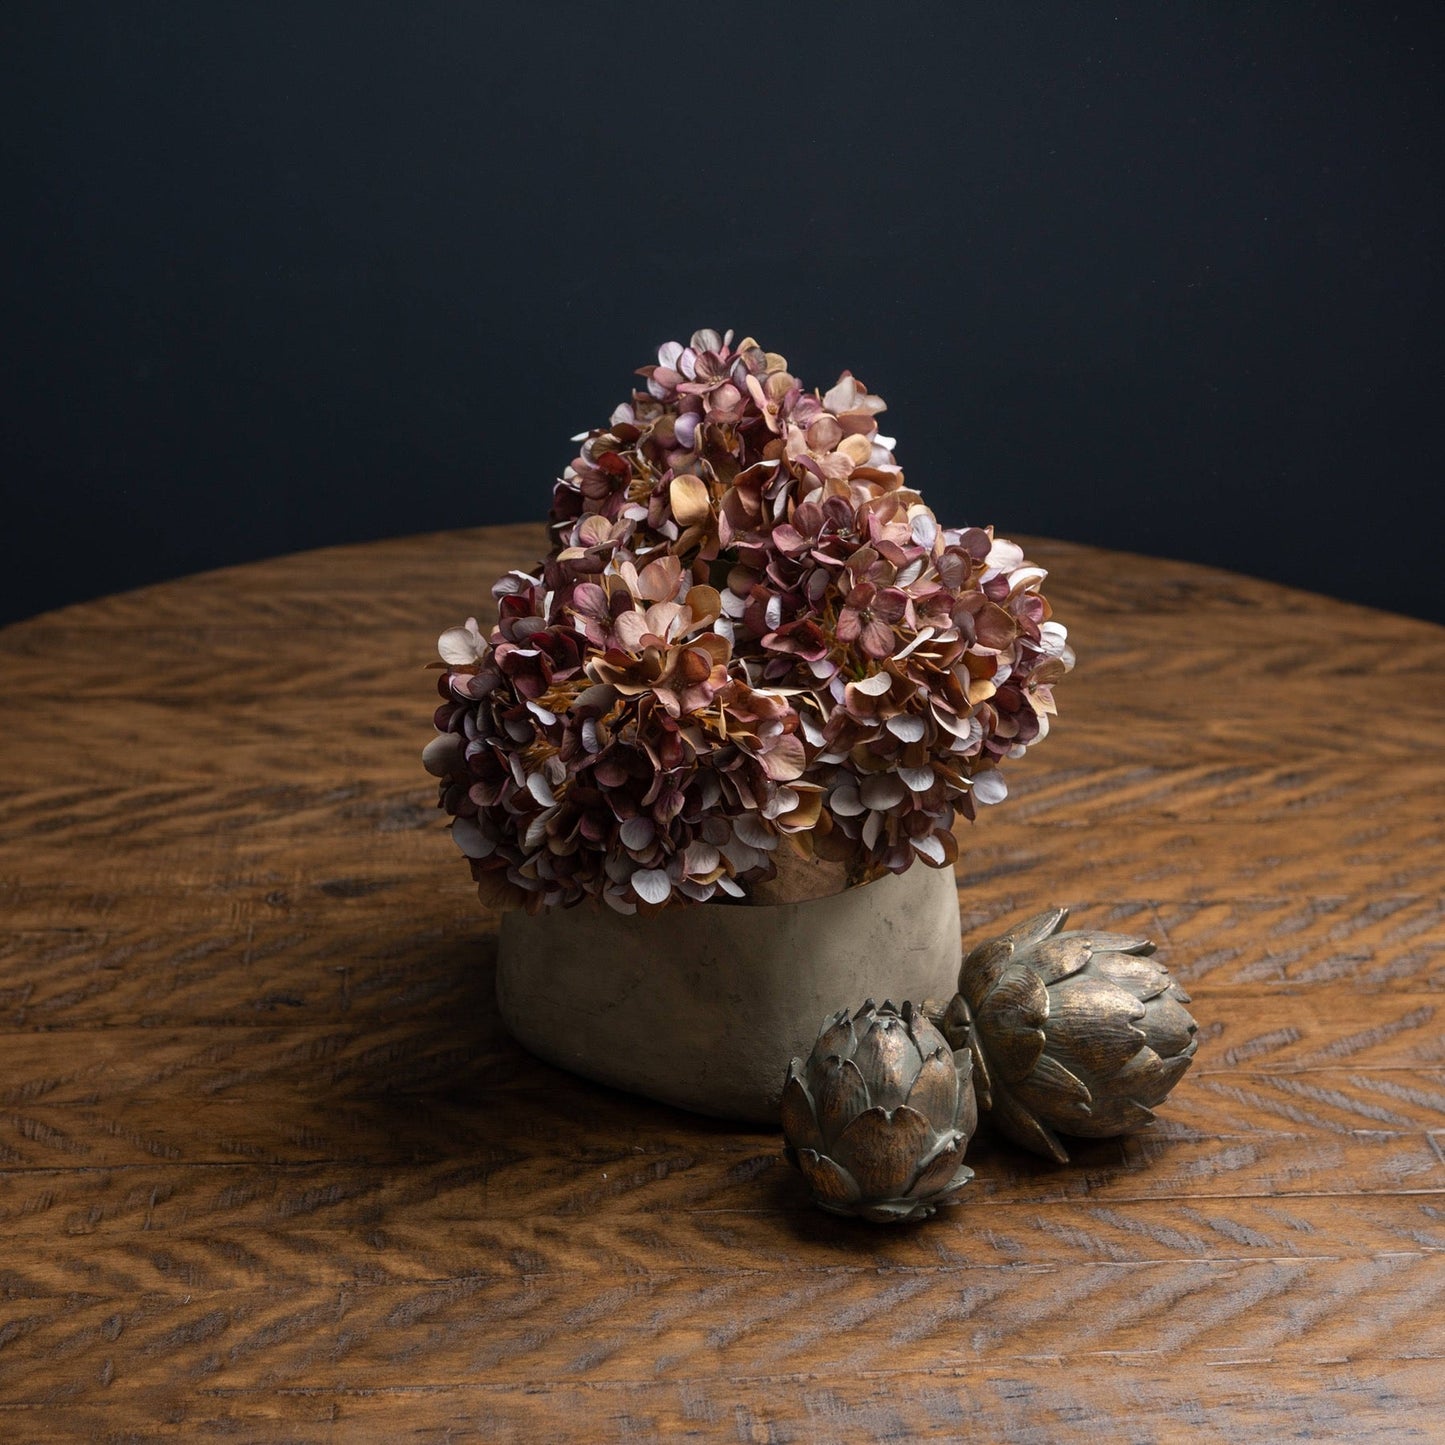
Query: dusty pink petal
[[643, 601, 687, 641], [637, 556, 683, 602], [759, 734, 806, 781], [860, 618, 896, 658], [806, 416, 843, 452], [772, 524, 808, 556], [872, 588, 908, 624], [569, 583, 610, 621], [709, 382, 743, 416], [613, 611, 650, 651]]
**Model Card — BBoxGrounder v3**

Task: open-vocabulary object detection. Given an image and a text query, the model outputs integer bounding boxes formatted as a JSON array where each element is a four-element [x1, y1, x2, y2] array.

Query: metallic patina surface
[[941, 908, 1199, 1163]]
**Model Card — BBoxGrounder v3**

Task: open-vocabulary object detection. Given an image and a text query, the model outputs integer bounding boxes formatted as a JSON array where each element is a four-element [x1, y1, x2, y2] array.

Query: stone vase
[[495, 863, 963, 1125]]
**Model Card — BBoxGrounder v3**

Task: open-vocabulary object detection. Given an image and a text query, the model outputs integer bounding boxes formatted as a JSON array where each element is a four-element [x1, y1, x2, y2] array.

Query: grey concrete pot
[[495, 863, 963, 1125]]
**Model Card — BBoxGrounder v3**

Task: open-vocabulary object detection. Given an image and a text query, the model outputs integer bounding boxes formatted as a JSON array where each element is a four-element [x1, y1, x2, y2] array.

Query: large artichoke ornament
[[782, 1000, 977, 1223], [941, 908, 1198, 1164]]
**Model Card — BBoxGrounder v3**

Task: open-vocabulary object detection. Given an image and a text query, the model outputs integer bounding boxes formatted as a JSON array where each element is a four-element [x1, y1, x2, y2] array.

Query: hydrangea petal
[[629, 869, 671, 905]]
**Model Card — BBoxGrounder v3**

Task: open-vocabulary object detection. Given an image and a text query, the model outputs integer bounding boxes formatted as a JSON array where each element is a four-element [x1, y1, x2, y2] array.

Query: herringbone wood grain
[[1, 525, 1442, 1442]]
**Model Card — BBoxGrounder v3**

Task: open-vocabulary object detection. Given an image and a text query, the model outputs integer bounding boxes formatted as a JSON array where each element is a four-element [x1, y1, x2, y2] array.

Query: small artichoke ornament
[[941, 908, 1198, 1163], [782, 999, 977, 1223]]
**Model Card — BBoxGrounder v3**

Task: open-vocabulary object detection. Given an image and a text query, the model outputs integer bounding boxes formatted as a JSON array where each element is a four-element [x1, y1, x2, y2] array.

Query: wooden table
[[2, 523, 1442, 1441]]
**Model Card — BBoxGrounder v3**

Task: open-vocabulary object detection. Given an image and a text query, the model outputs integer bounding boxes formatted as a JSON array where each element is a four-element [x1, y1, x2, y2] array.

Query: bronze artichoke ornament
[[940, 908, 1198, 1164], [782, 1000, 977, 1223]]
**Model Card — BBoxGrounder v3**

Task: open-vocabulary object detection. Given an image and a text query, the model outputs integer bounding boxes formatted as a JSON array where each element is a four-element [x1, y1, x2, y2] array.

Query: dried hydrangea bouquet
[[425, 329, 1073, 1121]]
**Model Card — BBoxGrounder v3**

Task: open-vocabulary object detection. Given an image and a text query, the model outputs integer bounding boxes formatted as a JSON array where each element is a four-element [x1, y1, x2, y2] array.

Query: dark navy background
[[3, 3, 1442, 625]]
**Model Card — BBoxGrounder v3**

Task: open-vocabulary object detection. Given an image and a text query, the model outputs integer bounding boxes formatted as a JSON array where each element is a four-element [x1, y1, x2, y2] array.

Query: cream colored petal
[[669, 473, 712, 527]]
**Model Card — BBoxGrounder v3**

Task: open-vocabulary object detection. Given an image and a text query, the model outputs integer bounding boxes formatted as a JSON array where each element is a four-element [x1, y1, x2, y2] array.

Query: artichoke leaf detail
[[782, 1000, 977, 1223], [943, 909, 1199, 1163]]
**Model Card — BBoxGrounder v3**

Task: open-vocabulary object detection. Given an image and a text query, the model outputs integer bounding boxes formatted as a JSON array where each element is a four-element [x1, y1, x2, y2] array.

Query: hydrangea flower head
[[426, 331, 1073, 913]]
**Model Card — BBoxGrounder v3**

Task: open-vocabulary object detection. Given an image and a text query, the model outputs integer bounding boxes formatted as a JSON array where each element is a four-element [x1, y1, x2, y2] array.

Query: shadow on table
[[287, 927, 777, 1210], [757, 1127, 1155, 1233], [260, 925, 1186, 1231]]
